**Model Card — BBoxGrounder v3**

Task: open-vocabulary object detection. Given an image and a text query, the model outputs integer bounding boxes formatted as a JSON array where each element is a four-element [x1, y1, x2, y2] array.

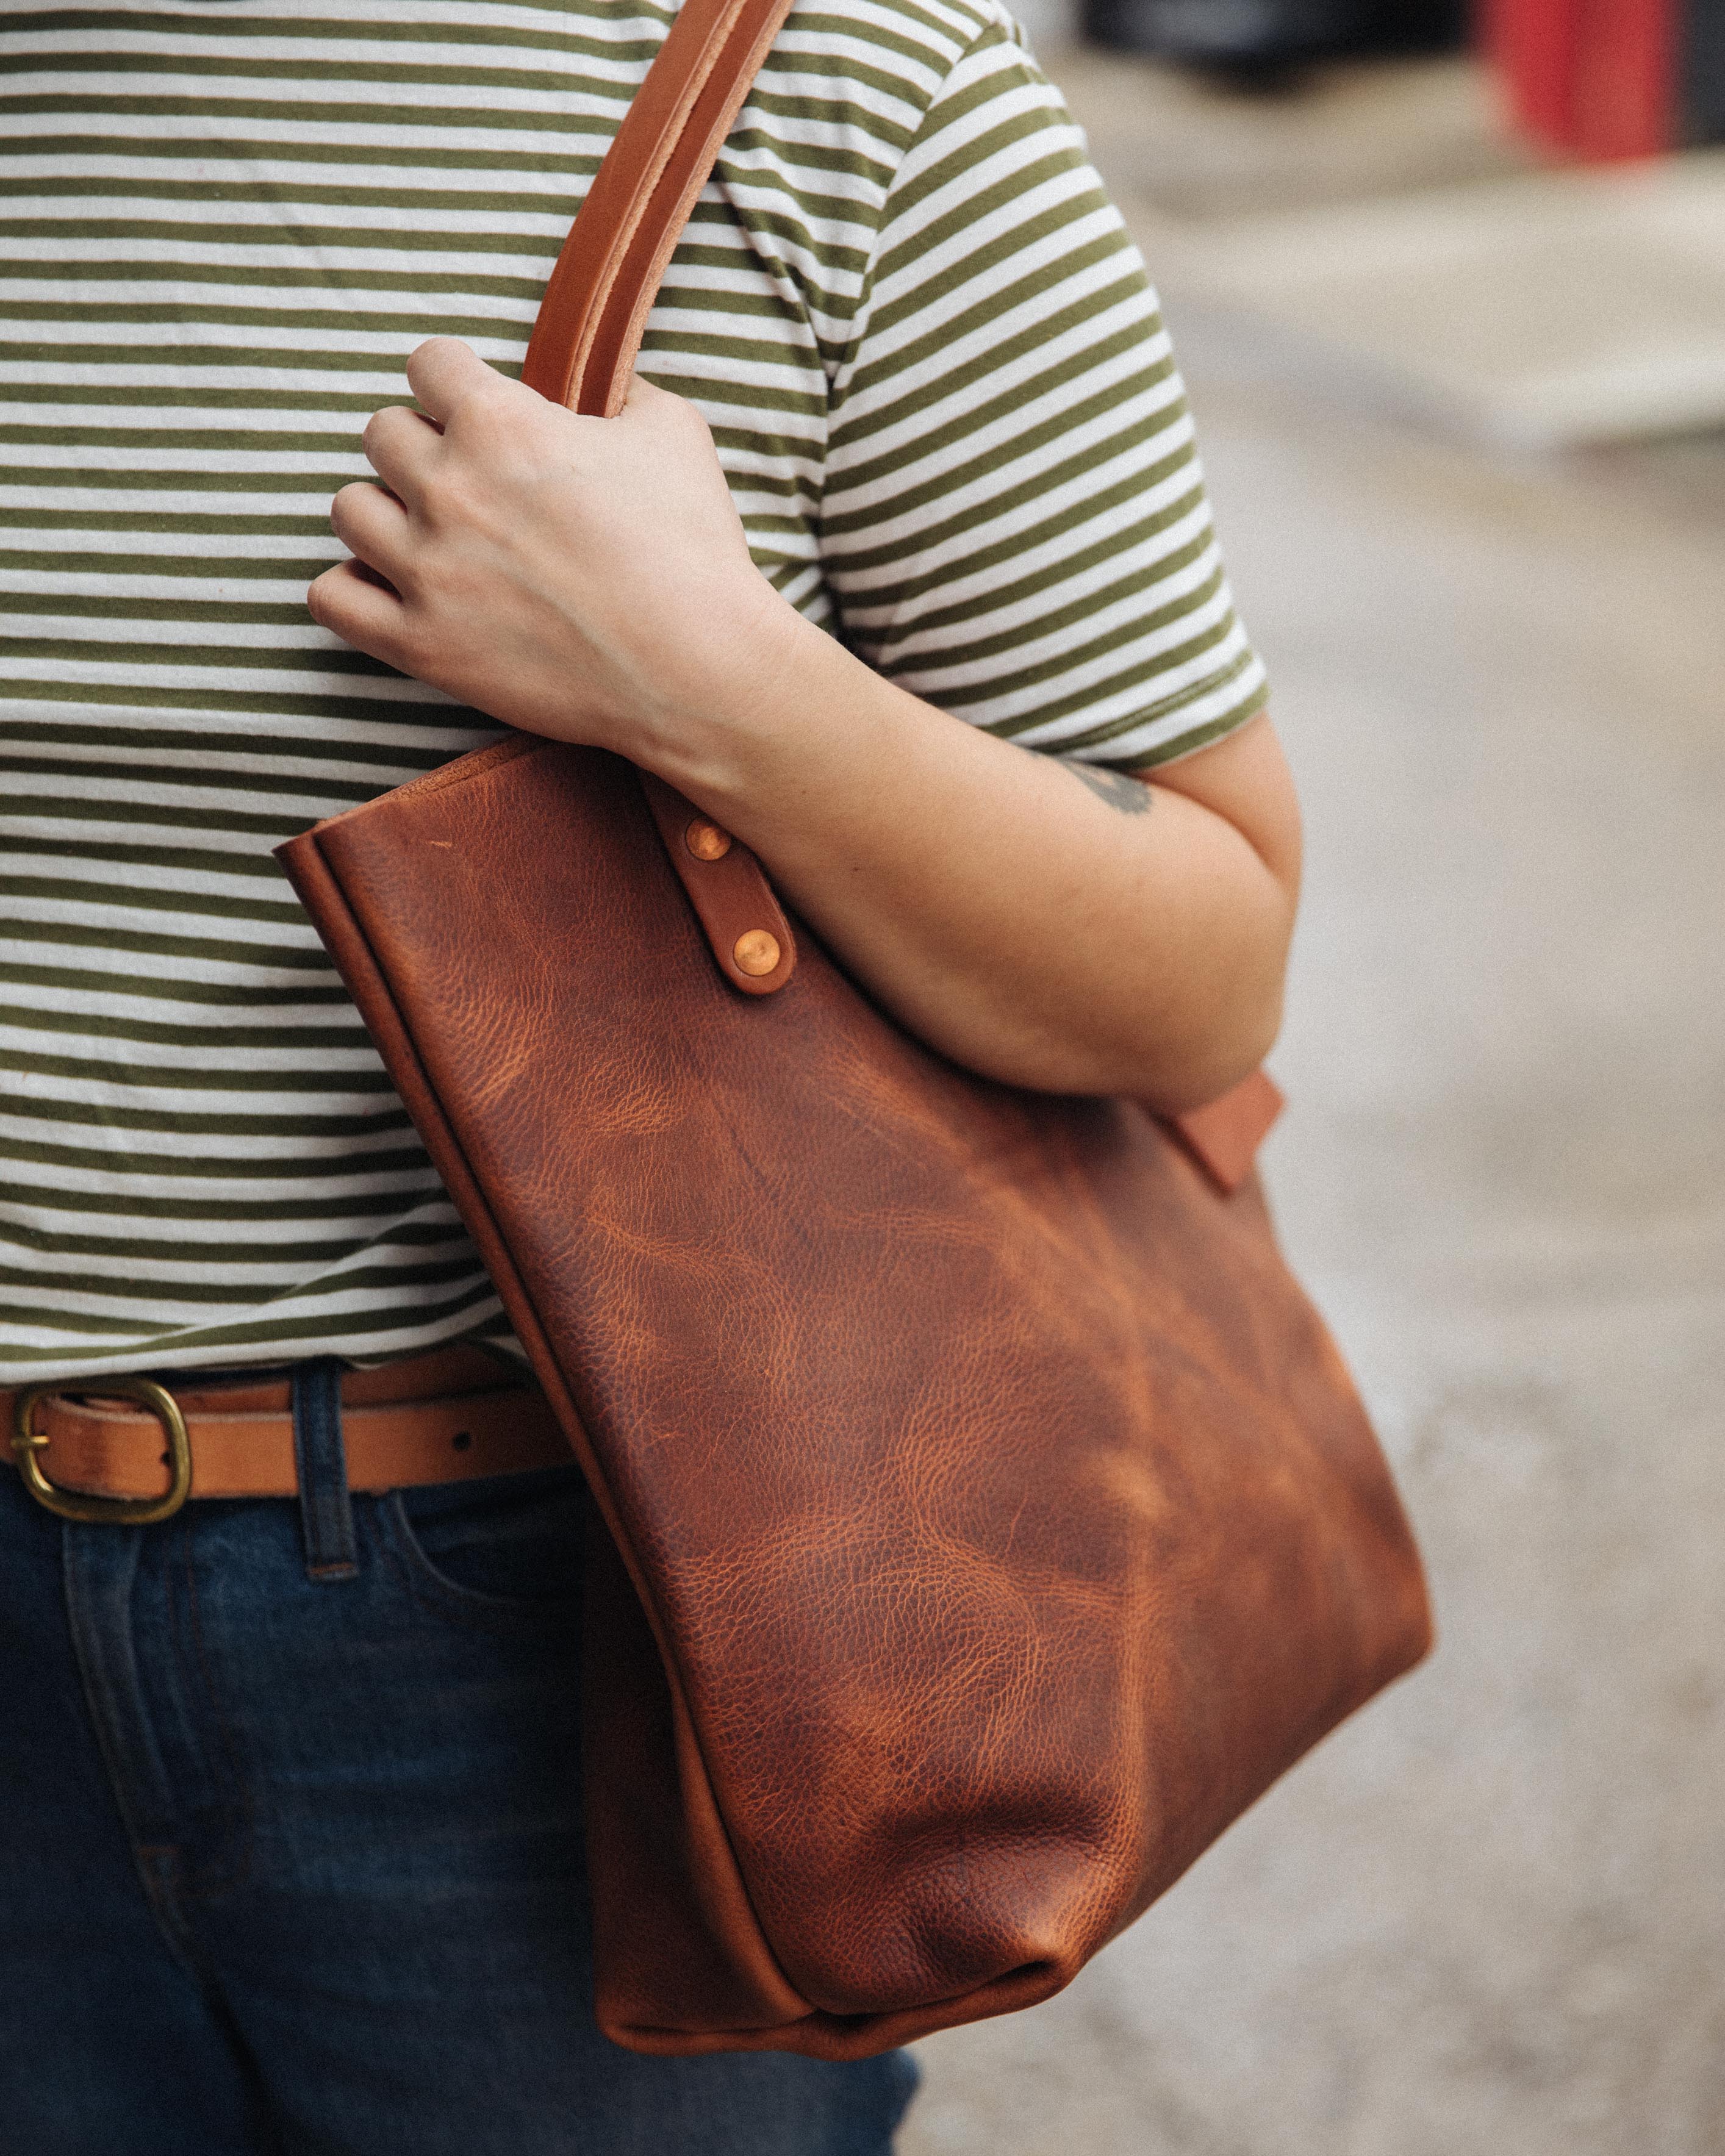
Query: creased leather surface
[[276, 739, 1432, 2058]]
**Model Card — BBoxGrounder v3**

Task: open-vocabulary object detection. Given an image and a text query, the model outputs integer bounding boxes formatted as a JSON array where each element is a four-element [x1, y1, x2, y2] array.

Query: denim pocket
[[382, 1464, 586, 1617]]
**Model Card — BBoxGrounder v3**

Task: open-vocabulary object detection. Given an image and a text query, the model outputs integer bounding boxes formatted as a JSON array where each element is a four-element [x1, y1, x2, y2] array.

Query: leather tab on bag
[[637, 768, 797, 997], [1168, 1067, 1284, 1192]]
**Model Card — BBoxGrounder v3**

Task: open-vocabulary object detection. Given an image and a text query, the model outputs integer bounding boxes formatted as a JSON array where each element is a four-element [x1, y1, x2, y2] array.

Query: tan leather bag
[[277, 0, 1431, 2061]]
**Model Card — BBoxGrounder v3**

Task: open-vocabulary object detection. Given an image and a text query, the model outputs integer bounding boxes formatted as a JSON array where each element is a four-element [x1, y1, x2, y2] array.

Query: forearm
[[637, 606, 1297, 1110]]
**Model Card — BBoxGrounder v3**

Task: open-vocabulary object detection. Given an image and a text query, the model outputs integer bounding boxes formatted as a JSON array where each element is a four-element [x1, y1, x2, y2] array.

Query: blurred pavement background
[[900, 43, 1725, 2156]]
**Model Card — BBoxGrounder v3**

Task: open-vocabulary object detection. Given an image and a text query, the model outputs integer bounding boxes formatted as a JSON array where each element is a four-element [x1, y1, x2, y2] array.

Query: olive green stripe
[[0, 1093, 411, 1139], [834, 301, 1167, 479], [0, 385, 411, 417], [0, 635, 395, 680], [4, 1002, 368, 1059], [1, 958, 350, 1007], [877, 57, 1056, 235], [871, 521, 1217, 653], [0, 1275, 500, 1355], [0, 193, 874, 274], [1109, 682, 1272, 772], [0, 89, 619, 132], [0, 719, 457, 768], [1, 4, 672, 56], [664, 219, 870, 276], [852, 471, 1207, 634], [0, 1171, 436, 1221], [0, 20, 931, 89], [7, 838, 299, 883], [0, 51, 640, 95], [0, 337, 508, 373], [0, 129, 595, 176], [864, 215, 1134, 384], [0, 174, 581, 212], [827, 419, 1198, 568], [1, 277, 552, 310], [0, 743, 443, 793], [0, 546, 374, 574], [3, 913, 335, 970], [7, 790, 331, 838], [875, 121, 1078, 284], [847, 245, 1144, 423], [1, 870, 307, 924], [2, 1216, 457, 1262], [1067, 656, 1267, 753], [0, 223, 564, 260], [0, 1300, 177, 1339], [0, 439, 808, 490], [0, 510, 347, 534], [3, 763, 381, 811], [0, 426, 362, 453], [721, 123, 897, 192], [981, 637, 1260, 742], [885, 558, 1228, 681], [0, 592, 314, 625], [0, 460, 361, 489], [929, 594, 1239, 712], [0, 325, 840, 372], [0, 262, 813, 309], [628, 362, 825, 421], [0, 127, 606, 176], [0, 1248, 485, 1306], [2, 306, 529, 347], [0, 82, 922, 158], [0, 674, 470, 725]]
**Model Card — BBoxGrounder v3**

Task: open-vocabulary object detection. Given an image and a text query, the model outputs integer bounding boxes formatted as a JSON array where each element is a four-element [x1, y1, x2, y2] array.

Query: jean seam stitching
[[173, 1513, 257, 1907], [59, 1524, 223, 1995], [375, 1491, 582, 1640]]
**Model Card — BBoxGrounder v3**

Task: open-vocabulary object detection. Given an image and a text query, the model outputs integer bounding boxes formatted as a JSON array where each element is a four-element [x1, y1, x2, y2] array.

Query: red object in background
[[1485, 0, 1582, 142], [1486, 0, 1679, 160]]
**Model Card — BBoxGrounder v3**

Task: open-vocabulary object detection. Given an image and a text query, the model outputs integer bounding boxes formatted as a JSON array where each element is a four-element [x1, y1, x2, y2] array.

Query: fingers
[[404, 335, 507, 427], [361, 403, 439, 506], [306, 556, 407, 664], [329, 479, 413, 589]]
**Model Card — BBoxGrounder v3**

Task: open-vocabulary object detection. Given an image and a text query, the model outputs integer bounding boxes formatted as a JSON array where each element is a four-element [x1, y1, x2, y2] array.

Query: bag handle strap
[[521, 0, 796, 418], [517, 0, 800, 997]]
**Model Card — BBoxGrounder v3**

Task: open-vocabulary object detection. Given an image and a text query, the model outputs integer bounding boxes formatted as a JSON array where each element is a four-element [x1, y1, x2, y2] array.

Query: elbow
[[1147, 978, 1276, 1112], [1135, 980, 1285, 1120], [1125, 907, 1292, 1117]]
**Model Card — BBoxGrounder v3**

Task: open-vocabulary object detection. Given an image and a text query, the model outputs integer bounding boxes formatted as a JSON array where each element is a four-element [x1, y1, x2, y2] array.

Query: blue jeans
[[0, 1363, 918, 2155]]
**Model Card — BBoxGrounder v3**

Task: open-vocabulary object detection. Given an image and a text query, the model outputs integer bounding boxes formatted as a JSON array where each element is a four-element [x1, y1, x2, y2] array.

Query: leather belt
[[4, 1345, 572, 1526]]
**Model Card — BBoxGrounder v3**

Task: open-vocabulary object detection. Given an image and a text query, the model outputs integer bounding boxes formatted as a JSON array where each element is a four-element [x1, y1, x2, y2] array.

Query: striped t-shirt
[[0, 0, 1269, 1384]]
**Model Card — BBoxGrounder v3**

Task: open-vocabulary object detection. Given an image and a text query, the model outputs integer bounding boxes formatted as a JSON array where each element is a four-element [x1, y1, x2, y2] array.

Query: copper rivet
[[685, 819, 732, 862], [733, 929, 781, 977]]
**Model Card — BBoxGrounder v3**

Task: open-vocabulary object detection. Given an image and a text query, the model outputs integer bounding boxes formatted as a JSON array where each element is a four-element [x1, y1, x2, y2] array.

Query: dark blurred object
[[1684, 0, 1725, 139], [1486, 0, 1725, 159], [1083, 0, 1467, 67]]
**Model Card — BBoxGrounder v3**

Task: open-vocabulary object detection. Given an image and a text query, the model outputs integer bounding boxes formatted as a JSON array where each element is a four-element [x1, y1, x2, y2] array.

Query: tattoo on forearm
[[1061, 757, 1154, 816]]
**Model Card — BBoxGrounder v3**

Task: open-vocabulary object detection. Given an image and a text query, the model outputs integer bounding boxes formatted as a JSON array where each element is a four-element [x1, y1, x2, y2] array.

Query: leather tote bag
[[277, 0, 1432, 2061]]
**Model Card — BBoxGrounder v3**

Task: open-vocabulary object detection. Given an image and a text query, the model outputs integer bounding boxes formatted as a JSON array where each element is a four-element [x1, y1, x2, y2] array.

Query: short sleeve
[[819, 10, 1268, 769]]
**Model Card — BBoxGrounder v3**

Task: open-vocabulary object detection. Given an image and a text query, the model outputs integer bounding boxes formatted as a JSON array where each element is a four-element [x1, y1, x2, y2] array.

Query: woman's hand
[[307, 337, 1301, 1111], [307, 337, 791, 761]]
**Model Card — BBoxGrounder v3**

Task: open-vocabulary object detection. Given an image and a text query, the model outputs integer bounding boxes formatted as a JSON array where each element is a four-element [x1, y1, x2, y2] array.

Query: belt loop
[[292, 1357, 358, 1582]]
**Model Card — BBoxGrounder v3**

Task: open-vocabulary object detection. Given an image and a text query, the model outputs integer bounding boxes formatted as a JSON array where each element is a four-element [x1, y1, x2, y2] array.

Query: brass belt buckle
[[11, 1377, 193, 1525]]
